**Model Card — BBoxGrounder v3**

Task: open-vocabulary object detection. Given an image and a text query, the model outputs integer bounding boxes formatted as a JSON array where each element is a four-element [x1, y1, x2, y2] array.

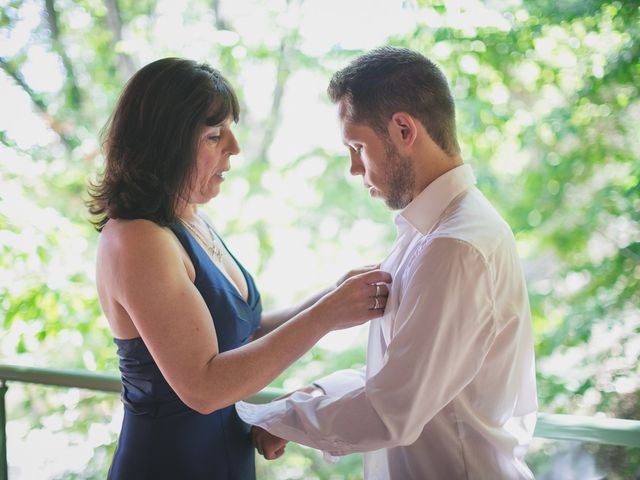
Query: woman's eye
[[208, 135, 221, 142]]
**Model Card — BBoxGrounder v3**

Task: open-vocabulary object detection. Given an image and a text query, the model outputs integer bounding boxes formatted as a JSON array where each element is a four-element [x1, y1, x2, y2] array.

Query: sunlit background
[[1, 0, 638, 478]]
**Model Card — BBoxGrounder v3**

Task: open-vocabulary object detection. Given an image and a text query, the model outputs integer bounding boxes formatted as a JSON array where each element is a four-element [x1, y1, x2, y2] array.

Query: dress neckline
[[177, 222, 253, 306]]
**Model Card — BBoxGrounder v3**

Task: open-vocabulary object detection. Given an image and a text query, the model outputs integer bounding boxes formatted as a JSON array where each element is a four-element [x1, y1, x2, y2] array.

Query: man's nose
[[349, 151, 364, 176]]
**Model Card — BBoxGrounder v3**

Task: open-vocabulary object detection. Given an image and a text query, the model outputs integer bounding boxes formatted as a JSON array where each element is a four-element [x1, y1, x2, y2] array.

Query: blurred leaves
[[0, 0, 638, 478]]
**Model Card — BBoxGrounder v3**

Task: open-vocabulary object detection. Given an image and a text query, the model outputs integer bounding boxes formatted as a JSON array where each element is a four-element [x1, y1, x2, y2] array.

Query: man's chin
[[385, 194, 412, 211], [369, 187, 408, 210], [384, 200, 403, 211]]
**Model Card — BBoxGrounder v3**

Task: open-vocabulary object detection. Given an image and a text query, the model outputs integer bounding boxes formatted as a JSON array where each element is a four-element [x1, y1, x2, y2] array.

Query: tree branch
[[255, 39, 293, 163], [211, 0, 230, 30], [254, 0, 305, 163], [103, 0, 137, 80], [0, 56, 74, 150], [44, 0, 82, 110]]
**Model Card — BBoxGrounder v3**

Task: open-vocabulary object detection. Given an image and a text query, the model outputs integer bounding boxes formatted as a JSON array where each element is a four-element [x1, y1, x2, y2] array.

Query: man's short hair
[[328, 46, 460, 156]]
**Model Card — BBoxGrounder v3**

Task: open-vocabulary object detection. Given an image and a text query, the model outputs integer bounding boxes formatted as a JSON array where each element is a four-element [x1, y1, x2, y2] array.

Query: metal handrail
[[534, 412, 640, 447], [0, 364, 120, 393], [0, 364, 281, 403], [1, 364, 639, 479], [0, 364, 283, 480]]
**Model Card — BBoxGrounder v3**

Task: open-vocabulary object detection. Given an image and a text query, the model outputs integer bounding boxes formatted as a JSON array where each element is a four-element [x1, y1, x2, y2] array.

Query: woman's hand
[[252, 426, 288, 460], [314, 269, 392, 331], [335, 263, 381, 288]]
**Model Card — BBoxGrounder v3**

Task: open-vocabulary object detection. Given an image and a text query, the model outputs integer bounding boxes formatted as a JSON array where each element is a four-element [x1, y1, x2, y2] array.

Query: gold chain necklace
[[180, 218, 224, 263]]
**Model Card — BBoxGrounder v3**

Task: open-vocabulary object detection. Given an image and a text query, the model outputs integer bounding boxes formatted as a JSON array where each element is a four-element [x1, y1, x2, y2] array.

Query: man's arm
[[237, 238, 498, 454]]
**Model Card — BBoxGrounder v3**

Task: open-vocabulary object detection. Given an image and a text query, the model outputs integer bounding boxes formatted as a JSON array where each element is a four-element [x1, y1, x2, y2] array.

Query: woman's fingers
[[367, 282, 389, 310], [356, 263, 381, 275], [336, 263, 381, 287], [354, 269, 392, 286], [369, 282, 389, 299], [346, 270, 392, 316], [368, 293, 387, 311], [320, 268, 393, 329]]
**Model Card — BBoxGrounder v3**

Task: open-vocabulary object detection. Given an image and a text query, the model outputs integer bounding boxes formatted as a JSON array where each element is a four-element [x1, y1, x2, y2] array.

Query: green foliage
[[0, 0, 637, 478]]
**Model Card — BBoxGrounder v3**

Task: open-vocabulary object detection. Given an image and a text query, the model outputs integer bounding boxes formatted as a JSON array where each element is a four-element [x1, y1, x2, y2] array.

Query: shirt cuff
[[313, 368, 365, 397], [236, 398, 285, 426], [235, 394, 355, 457]]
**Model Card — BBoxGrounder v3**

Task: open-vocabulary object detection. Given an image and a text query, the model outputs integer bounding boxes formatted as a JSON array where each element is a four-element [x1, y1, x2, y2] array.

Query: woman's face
[[188, 116, 240, 204]]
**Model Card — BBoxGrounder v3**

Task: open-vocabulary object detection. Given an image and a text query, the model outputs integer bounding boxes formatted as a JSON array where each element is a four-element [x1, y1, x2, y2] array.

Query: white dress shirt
[[237, 164, 538, 479]]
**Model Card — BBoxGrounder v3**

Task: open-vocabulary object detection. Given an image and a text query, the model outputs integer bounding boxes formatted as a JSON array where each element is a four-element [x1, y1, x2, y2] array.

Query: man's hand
[[252, 426, 288, 460], [274, 383, 324, 401], [251, 384, 323, 459]]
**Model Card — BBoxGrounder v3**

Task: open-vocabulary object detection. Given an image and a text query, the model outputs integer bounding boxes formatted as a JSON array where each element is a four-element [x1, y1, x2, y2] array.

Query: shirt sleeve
[[313, 367, 365, 396], [236, 237, 498, 455]]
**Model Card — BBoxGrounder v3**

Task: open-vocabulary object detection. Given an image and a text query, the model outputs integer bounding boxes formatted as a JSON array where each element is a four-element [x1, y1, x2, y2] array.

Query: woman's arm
[[254, 289, 330, 339], [98, 220, 390, 415], [255, 264, 381, 339]]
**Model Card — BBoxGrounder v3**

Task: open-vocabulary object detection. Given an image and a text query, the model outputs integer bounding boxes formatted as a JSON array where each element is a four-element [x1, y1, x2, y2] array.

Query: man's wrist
[[309, 383, 325, 396], [298, 384, 324, 397]]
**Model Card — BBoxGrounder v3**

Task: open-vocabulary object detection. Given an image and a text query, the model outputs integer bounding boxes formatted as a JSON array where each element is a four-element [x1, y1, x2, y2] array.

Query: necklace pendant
[[180, 218, 224, 263], [211, 246, 223, 263]]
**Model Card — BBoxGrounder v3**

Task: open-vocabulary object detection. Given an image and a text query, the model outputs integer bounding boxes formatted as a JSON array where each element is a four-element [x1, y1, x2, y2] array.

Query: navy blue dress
[[108, 222, 262, 480]]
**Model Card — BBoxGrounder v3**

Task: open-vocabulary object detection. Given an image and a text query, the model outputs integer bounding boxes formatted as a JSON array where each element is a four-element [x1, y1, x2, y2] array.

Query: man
[[236, 46, 537, 479]]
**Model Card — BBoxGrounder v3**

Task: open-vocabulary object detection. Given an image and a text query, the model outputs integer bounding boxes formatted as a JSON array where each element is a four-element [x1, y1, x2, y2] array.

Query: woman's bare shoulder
[[100, 218, 172, 246], [97, 218, 183, 265], [101, 217, 166, 237]]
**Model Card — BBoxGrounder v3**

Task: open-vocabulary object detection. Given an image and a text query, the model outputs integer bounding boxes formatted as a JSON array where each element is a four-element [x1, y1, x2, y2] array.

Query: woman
[[87, 57, 391, 479]]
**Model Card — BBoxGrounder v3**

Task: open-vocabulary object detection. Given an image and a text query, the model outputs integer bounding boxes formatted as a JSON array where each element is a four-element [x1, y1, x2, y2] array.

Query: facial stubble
[[383, 139, 416, 210]]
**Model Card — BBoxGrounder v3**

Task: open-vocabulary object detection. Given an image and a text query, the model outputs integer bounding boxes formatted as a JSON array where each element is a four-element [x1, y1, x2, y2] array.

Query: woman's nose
[[349, 151, 364, 176], [227, 131, 240, 155]]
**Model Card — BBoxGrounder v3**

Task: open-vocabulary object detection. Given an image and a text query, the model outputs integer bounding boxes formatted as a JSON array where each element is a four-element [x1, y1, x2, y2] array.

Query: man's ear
[[389, 112, 418, 149]]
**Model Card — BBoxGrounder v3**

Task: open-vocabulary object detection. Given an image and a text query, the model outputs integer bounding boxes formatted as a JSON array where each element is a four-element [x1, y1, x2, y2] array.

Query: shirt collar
[[397, 164, 477, 235]]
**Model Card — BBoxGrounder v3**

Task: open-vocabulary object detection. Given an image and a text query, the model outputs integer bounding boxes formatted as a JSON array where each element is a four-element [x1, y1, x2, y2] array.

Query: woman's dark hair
[[87, 57, 240, 231], [327, 46, 460, 156]]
